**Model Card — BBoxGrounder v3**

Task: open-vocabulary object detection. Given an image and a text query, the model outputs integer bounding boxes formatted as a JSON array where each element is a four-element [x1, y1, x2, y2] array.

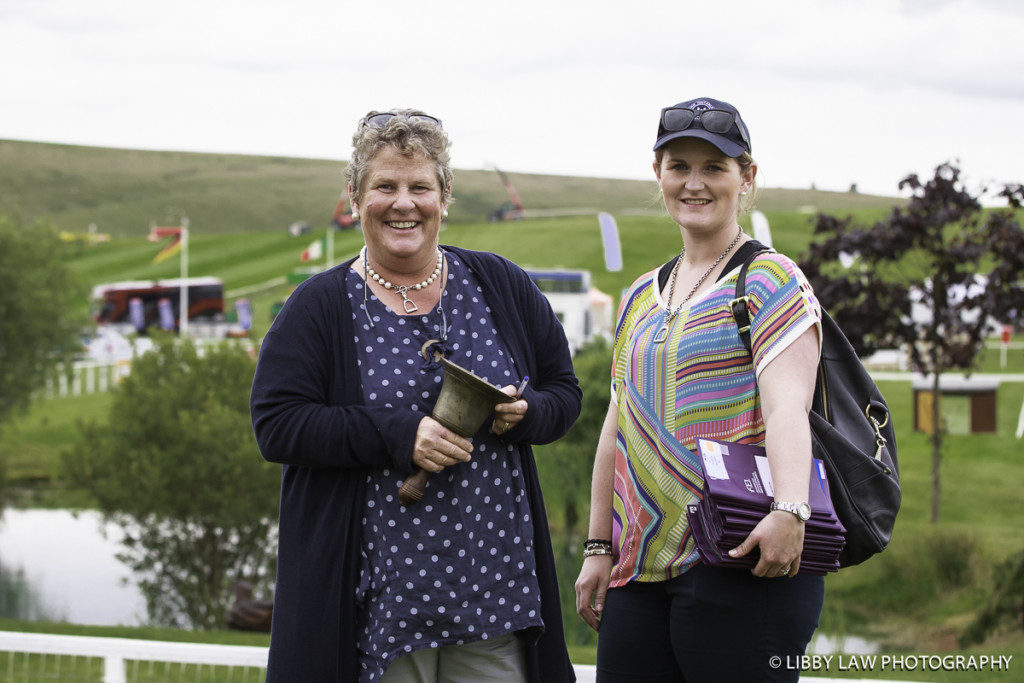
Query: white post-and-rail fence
[[41, 337, 258, 400], [0, 630, 268, 682], [43, 360, 133, 399], [0, 632, 607, 682], [0, 631, 919, 683]]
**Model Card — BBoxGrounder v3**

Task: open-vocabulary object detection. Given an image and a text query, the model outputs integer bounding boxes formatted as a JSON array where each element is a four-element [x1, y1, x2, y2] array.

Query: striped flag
[[300, 237, 325, 262], [148, 226, 184, 264]]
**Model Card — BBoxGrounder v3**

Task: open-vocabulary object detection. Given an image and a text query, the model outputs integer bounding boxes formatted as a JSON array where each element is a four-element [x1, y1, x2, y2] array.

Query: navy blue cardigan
[[251, 246, 581, 682]]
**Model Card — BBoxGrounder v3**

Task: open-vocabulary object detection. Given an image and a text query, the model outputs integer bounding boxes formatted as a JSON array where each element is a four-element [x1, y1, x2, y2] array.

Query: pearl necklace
[[364, 247, 443, 313], [653, 225, 744, 344]]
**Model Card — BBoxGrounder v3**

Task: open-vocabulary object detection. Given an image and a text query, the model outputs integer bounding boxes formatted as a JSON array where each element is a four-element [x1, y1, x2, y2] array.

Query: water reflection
[[0, 508, 147, 625], [0, 562, 63, 621]]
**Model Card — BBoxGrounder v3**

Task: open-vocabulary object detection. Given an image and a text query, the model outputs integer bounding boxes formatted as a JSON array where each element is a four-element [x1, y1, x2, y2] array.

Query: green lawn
[[0, 394, 112, 484], [976, 338, 1024, 374]]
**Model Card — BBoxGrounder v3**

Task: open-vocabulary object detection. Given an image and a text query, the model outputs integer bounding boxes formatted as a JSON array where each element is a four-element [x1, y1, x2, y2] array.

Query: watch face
[[797, 502, 812, 521]]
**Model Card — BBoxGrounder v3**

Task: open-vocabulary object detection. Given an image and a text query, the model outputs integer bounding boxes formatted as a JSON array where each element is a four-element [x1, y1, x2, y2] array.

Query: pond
[[0, 508, 147, 625]]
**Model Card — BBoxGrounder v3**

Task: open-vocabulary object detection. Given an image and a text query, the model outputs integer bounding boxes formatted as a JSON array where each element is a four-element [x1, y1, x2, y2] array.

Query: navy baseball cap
[[653, 97, 752, 157]]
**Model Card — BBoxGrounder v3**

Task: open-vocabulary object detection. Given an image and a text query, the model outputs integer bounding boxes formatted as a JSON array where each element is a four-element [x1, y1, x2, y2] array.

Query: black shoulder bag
[[732, 249, 901, 567]]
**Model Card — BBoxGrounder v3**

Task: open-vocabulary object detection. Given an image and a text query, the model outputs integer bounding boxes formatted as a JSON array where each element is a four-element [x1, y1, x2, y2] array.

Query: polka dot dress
[[347, 252, 544, 682]]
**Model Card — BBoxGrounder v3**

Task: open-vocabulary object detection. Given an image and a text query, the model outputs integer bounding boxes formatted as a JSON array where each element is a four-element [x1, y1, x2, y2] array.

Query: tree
[[801, 163, 1024, 522], [63, 337, 281, 629], [537, 338, 611, 537], [0, 213, 83, 498]]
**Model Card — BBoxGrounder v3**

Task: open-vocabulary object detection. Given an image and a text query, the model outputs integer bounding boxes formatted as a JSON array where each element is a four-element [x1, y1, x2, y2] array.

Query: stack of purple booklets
[[686, 437, 846, 576]]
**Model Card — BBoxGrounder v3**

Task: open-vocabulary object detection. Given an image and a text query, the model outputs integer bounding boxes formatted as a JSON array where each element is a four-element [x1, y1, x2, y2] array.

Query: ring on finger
[[501, 420, 511, 433], [778, 566, 790, 576]]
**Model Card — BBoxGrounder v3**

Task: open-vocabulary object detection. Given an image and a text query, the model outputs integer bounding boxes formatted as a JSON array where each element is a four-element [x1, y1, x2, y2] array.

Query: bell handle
[[398, 468, 430, 505]]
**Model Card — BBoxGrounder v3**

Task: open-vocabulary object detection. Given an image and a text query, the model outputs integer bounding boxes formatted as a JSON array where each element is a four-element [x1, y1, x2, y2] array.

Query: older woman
[[251, 109, 581, 682], [574, 98, 825, 681]]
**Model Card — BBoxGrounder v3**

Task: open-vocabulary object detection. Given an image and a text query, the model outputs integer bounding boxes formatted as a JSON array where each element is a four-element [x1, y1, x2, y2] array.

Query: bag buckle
[[731, 296, 751, 333], [865, 404, 891, 470]]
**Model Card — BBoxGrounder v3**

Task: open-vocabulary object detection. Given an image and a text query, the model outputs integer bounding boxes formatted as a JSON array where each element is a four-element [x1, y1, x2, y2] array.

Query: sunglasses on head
[[361, 112, 443, 129], [660, 107, 750, 152]]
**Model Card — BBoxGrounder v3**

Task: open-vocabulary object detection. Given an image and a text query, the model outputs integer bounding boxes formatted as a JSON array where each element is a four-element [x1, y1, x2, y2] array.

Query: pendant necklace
[[653, 225, 744, 344], [361, 248, 450, 351], [365, 247, 443, 313]]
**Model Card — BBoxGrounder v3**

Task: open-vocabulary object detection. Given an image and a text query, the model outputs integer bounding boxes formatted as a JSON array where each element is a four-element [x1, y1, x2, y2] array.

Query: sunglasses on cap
[[361, 112, 443, 129], [660, 107, 750, 152]]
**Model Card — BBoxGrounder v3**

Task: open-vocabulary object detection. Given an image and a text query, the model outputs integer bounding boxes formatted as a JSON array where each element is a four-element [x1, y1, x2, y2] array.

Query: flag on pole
[[597, 212, 622, 272], [300, 237, 325, 262], [148, 226, 184, 264]]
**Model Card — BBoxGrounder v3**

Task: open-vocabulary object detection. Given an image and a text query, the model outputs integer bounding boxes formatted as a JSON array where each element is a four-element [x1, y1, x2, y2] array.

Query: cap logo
[[691, 100, 714, 112]]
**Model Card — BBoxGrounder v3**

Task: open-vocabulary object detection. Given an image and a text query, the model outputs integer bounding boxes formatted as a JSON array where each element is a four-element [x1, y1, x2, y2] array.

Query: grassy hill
[[1, 139, 902, 236]]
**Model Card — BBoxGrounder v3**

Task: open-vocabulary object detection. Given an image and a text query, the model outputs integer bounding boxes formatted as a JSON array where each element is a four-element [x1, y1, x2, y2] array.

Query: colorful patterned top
[[609, 250, 821, 586]]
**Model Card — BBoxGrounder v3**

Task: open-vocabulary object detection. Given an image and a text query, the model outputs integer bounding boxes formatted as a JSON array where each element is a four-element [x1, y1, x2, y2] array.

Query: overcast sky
[[3, 0, 1022, 199]]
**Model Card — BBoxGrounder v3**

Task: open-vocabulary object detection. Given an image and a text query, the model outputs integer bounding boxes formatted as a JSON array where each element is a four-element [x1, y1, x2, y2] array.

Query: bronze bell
[[432, 357, 514, 437], [398, 353, 513, 505]]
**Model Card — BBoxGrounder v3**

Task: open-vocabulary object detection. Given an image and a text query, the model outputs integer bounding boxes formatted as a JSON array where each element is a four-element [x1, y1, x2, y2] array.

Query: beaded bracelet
[[584, 538, 613, 547], [583, 546, 614, 558]]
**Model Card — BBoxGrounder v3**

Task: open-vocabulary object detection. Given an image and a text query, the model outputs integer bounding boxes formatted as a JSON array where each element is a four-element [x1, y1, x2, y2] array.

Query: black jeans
[[596, 563, 824, 682]]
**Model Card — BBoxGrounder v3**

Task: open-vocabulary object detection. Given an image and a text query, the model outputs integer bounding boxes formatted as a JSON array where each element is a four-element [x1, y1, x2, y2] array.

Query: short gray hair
[[346, 108, 453, 206]]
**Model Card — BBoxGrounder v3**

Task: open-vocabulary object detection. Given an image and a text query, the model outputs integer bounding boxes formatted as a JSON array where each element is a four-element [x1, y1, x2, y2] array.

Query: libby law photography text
[[771, 653, 1014, 674]]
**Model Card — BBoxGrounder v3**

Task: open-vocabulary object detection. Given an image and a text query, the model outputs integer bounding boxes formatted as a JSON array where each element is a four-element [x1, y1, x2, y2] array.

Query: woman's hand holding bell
[[413, 416, 473, 472], [492, 385, 528, 435]]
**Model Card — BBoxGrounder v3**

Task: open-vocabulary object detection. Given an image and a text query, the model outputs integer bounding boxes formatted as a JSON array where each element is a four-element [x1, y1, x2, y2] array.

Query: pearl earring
[[352, 210, 359, 220], [442, 209, 449, 218]]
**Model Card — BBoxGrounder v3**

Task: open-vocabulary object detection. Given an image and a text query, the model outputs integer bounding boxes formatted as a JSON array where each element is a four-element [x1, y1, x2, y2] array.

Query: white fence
[[0, 631, 268, 682], [42, 337, 258, 399], [0, 631, 917, 682], [43, 360, 132, 399], [0, 632, 598, 682]]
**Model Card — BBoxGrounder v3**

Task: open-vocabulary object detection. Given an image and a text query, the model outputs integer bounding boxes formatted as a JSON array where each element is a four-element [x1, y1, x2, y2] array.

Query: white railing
[[42, 337, 259, 399], [0, 631, 601, 682], [0, 631, 912, 682], [0, 631, 267, 682], [43, 360, 131, 399]]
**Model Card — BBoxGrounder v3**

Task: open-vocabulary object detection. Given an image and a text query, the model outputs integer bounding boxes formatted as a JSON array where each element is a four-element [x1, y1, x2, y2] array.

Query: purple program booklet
[[687, 504, 837, 575], [687, 437, 846, 575], [694, 438, 840, 523]]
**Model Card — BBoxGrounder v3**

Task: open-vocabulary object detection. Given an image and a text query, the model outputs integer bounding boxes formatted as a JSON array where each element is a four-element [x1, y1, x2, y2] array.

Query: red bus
[[91, 277, 224, 331]]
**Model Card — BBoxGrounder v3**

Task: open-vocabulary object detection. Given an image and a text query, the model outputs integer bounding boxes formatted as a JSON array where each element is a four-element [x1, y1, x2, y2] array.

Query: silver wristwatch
[[770, 500, 811, 522]]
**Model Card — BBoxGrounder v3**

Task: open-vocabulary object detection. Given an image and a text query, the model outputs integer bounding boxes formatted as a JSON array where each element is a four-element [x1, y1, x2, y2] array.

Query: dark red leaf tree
[[800, 162, 1024, 522]]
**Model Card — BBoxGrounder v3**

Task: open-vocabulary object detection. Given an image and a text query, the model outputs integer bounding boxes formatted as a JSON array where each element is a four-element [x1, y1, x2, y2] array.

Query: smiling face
[[654, 137, 755, 237], [353, 145, 448, 272]]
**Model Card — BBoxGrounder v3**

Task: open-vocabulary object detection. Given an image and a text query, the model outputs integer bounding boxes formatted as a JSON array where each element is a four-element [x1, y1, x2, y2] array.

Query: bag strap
[[731, 247, 775, 354], [657, 239, 771, 292]]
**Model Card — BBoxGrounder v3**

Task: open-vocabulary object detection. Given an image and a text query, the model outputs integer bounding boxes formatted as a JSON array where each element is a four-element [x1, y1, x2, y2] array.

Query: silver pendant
[[653, 322, 670, 344], [396, 285, 418, 313]]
